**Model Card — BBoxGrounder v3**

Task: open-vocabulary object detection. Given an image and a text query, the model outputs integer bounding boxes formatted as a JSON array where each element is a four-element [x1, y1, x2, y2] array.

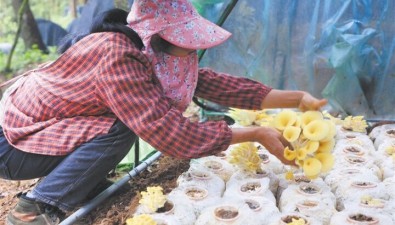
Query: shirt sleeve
[[195, 67, 273, 110], [95, 38, 232, 159]]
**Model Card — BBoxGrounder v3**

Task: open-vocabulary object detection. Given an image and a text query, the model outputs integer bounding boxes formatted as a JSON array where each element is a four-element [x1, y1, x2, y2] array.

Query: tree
[[11, 0, 47, 52], [70, 0, 77, 18], [5, 0, 28, 72]]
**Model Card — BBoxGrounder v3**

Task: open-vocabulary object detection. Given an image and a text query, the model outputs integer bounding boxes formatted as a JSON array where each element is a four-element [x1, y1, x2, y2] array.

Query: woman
[[1, 0, 327, 224]]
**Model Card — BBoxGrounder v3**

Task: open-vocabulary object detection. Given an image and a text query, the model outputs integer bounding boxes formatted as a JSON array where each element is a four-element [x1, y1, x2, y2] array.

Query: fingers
[[300, 96, 328, 111], [314, 98, 328, 110], [269, 138, 296, 166], [256, 127, 296, 166]]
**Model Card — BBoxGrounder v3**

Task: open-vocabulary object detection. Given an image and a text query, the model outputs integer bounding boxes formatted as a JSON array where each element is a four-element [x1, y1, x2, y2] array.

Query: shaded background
[[198, 0, 395, 120]]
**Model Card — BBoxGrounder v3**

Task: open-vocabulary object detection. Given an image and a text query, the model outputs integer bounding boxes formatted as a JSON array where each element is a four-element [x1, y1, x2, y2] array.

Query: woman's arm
[[195, 68, 272, 110], [261, 89, 327, 111]]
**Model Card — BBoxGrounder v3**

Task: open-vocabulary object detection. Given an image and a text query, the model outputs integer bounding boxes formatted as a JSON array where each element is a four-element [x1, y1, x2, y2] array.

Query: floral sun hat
[[127, 0, 232, 49]]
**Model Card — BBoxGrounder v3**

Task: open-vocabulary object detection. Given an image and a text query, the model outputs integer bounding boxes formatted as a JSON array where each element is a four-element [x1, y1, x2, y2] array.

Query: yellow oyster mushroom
[[303, 120, 329, 141], [228, 142, 261, 173], [288, 218, 306, 225], [296, 148, 308, 160], [369, 198, 384, 207], [139, 186, 167, 213], [360, 195, 373, 203], [284, 147, 296, 161], [304, 140, 319, 154], [295, 159, 305, 167], [300, 111, 323, 128], [314, 153, 334, 172], [385, 146, 395, 155], [126, 214, 157, 225], [316, 139, 335, 153], [283, 126, 302, 142], [320, 120, 337, 142], [342, 115, 368, 132], [303, 158, 322, 178], [285, 170, 295, 180], [323, 111, 343, 125], [256, 110, 273, 120], [273, 110, 298, 131], [293, 115, 302, 127], [228, 108, 258, 126]]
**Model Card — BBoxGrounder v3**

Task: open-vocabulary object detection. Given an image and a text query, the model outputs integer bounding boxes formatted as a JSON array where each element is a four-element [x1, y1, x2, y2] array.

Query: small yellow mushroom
[[284, 146, 297, 161], [300, 111, 323, 128], [303, 120, 330, 141], [316, 139, 335, 153], [385, 146, 395, 155], [369, 199, 384, 207], [296, 148, 308, 160], [304, 140, 319, 154], [126, 214, 157, 225], [285, 170, 295, 180], [283, 126, 302, 142], [295, 159, 305, 167], [273, 110, 298, 131], [314, 153, 334, 172], [139, 186, 167, 213], [288, 218, 306, 225], [228, 108, 258, 126], [228, 142, 261, 173], [320, 120, 337, 142], [342, 115, 368, 132], [303, 158, 322, 178], [360, 195, 373, 203], [293, 115, 302, 127]]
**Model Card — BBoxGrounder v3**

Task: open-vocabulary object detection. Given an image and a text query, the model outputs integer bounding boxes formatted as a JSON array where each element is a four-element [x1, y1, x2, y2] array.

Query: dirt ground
[[0, 156, 191, 225]]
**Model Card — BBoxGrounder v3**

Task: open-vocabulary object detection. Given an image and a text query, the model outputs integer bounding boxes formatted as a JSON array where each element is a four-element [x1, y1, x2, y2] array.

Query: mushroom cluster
[[273, 110, 336, 179]]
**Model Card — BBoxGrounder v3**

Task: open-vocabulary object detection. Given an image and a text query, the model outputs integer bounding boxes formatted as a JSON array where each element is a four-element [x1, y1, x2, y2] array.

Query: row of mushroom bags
[[128, 113, 395, 225]]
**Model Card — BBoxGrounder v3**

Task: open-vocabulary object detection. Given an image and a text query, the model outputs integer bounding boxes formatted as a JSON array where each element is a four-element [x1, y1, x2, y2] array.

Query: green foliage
[[0, 0, 17, 43], [0, 0, 72, 74], [0, 44, 58, 74], [0, 0, 74, 43]]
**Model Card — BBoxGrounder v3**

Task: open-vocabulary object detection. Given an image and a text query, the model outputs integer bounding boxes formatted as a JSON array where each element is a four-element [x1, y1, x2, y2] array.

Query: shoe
[[6, 194, 65, 225], [85, 178, 131, 201]]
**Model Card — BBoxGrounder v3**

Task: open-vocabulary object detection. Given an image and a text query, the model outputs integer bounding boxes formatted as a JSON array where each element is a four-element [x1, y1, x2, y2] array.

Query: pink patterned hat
[[127, 0, 232, 49]]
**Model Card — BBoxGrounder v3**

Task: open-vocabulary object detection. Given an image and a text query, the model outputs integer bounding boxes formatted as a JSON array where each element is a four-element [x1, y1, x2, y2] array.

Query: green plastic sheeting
[[117, 140, 156, 171]]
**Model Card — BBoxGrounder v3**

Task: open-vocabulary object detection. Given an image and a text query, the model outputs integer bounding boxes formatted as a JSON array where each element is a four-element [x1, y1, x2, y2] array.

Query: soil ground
[[0, 156, 191, 225]]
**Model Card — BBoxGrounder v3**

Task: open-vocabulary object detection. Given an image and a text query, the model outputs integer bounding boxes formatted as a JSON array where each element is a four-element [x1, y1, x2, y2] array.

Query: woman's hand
[[261, 89, 327, 112], [298, 92, 328, 112], [231, 126, 295, 165], [254, 127, 295, 165]]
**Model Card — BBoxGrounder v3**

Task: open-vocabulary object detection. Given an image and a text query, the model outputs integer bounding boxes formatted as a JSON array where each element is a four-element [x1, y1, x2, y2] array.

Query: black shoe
[[6, 194, 65, 225]]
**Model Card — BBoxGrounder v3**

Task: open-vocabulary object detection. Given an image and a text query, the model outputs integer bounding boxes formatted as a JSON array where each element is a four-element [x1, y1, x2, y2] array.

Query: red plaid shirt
[[2, 32, 272, 159]]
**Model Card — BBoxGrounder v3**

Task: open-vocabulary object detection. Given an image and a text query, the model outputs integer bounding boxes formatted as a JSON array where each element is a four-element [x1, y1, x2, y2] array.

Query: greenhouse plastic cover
[[196, 0, 395, 120]]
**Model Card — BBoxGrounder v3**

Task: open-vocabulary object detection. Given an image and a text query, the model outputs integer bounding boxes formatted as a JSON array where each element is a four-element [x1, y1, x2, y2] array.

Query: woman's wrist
[[261, 89, 305, 109], [230, 127, 261, 144]]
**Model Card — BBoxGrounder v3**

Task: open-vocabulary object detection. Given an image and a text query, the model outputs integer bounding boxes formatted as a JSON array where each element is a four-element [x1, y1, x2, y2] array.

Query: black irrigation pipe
[[59, 151, 162, 225]]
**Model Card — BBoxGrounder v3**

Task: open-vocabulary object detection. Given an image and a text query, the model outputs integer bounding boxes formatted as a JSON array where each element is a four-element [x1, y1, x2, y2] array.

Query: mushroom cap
[[274, 110, 298, 131], [283, 126, 302, 142], [303, 120, 330, 141]]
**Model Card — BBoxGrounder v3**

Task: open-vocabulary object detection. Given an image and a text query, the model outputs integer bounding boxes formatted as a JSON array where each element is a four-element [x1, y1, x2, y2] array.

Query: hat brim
[[158, 16, 231, 50]]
